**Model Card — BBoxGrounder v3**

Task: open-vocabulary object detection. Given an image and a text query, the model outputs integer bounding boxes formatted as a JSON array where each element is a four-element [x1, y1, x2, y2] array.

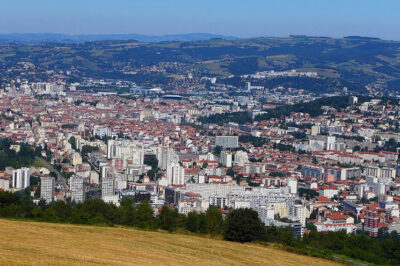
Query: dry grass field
[[0, 219, 340, 265]]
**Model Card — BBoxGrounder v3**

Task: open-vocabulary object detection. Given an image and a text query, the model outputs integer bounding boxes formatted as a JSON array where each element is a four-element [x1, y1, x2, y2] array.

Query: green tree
[[226, 167, 235, 177], [69, 136, 77, 150], [186, 211, 200, 233], [269, 171, 284, 177], [213, 145, 222, 156], [306, 222, 317, 231], [224, 208, 265, 243], [81, 145, 99, 156], [158, 205, 178, 232], [135, 201, 155, 228], [120, 198, 137, 226], [198, 213, 208, 234], [144, 155, 158, 170], [206, 207, 223, 235]]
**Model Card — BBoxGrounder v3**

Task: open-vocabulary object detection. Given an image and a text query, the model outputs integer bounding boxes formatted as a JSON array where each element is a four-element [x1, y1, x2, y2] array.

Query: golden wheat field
[[0, 219, 339, 265]]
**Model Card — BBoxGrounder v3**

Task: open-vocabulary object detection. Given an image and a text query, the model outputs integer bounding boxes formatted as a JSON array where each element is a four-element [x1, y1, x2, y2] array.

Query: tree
[[186, 212, 200, 233], [235, 174, 243, 185], [120, 198, 137, 226], [224, 208, 265, 243], [226, 168, 235, 177], [144, 155, 158, 170], [206, 207, 223, 235], [198, 213, 208, 234], [213, 145, 222, 156], [135, 201, 155, 229], [158, 205, 178, 232], [239, 135, 267, 147], [299, 188, 318, 200], [290, 131, 307, 140], [69, 136, 77, 150], [373, 135, 381, 143], [309, 209, 318, 220], [383, 138, 399, 152], [269, 171, 284, 177], [306, 222, 317, 231], [81, 145, 99, 156]]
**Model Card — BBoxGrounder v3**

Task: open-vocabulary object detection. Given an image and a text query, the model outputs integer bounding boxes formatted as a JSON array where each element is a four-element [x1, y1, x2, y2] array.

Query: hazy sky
[[0, 0, 399, 40]]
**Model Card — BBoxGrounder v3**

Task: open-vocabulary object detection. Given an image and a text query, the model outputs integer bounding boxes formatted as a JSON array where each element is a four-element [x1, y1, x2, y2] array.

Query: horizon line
[[0, 32, 396, 42]]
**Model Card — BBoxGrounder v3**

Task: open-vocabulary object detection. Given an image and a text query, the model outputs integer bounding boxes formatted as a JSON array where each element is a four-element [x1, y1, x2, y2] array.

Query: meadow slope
[[0, 219, 340, 265]]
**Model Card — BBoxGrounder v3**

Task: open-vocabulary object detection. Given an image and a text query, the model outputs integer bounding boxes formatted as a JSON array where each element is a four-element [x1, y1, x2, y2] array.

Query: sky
[[0, 0, 399, 40]]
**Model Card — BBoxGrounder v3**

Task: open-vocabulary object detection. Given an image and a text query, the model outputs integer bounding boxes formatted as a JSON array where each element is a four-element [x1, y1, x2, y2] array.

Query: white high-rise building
[[102, 177, 115, 198], [166, 163, 185, 185], [70, 176, 85, 203], [157, 146, 179, 170], [287, 178, 298, 194], [289, 203, 307, 227], [256, 206, 275, 224], [40, 176, 55, 203], [348, 96, 358, 105], [12, 167, 30, 189], [234, 150, 248, 166], [102, 177, 119, 204], [220, 151, 232, 167], [325, 136, 336, 150], [107, 140, 144, 169]]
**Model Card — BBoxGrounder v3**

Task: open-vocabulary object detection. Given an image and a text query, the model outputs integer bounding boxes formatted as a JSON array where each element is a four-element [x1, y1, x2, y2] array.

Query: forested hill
[[1, 36, 400, 92]]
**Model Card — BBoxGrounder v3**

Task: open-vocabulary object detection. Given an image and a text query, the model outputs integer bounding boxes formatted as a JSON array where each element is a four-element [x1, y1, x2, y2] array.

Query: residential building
[[215, 136, 238, 149], [70, 176, 85, 203], [40, 176, 55, 203], [12, 167, 30, 189], [220, 151, 232, 167]]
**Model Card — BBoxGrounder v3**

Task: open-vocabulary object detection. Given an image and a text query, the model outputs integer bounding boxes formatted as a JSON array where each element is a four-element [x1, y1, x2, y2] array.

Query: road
[[35, 157, 68, 190], [85, 157, 101, 175]]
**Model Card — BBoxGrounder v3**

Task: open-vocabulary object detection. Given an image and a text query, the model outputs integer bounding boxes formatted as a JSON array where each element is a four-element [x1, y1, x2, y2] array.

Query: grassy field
[[0, 219, 340, 265], [29, 158, 48, 168]]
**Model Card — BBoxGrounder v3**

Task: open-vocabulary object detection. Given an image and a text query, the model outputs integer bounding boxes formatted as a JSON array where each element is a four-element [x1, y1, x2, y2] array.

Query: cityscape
[[0, 0, 400, 265]]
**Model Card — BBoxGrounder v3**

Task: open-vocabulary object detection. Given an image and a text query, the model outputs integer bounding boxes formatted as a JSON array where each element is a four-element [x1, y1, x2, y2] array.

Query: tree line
[[0, 190, 399, 265]]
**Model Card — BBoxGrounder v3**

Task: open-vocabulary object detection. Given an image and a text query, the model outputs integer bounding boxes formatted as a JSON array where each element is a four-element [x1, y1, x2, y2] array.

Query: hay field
[[0, 219, 339, 265]]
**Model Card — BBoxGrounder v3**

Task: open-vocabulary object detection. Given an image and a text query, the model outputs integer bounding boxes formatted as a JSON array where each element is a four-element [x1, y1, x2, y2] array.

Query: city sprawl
[[1, 78, 400, 240]]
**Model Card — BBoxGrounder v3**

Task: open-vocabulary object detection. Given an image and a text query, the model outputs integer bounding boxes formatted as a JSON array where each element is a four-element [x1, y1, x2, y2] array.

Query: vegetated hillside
[[198, 96, 373, 125], [0, 219, 338, 266], [0, 36, 400, 93]]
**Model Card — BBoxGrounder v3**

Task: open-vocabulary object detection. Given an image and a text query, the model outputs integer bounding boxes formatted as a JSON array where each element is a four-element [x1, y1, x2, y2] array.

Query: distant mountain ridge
[[0, 33, 237, 43]]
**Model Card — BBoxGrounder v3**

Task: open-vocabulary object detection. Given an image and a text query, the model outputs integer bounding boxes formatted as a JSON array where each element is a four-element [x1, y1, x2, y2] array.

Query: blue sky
[[0, 0, 399, 40]]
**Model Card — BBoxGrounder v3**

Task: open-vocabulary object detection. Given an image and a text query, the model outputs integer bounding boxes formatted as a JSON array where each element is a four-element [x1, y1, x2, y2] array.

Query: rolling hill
[[0, 219, 339, 265], [1, 36, 400, 94]]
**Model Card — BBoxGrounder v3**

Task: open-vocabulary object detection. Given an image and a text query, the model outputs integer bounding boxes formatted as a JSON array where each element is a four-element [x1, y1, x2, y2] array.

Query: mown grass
[[0, 219, 340, 265]]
